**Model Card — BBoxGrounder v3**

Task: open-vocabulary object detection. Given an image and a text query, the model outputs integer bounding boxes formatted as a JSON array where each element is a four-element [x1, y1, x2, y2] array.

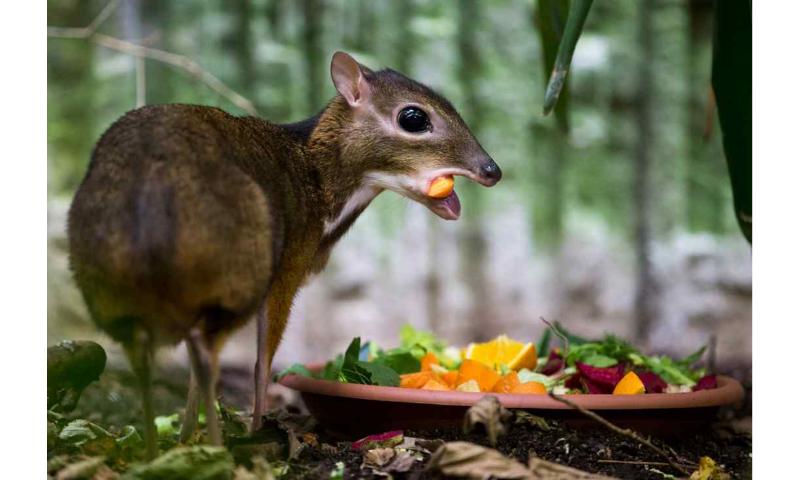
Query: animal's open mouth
[[428, 188, 462, 220], [418, 168, 498, 221]]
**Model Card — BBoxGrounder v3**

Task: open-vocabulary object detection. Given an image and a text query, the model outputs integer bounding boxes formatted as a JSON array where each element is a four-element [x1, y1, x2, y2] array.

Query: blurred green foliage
[[47, 0, 740, 246]]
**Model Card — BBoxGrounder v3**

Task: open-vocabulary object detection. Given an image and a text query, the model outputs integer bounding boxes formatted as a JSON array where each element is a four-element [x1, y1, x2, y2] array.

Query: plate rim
[[278, 369, 744, 410]]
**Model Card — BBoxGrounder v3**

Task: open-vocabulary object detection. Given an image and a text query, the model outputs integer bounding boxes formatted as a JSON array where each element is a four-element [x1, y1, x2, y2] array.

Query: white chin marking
[[323, 183, 381, 235]]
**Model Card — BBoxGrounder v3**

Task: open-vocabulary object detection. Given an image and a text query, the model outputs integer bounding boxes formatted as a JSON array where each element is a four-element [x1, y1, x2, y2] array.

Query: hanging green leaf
[[542, 0, 594, 115], [535, 0, 571, 132], [711, 0, 752, 242]]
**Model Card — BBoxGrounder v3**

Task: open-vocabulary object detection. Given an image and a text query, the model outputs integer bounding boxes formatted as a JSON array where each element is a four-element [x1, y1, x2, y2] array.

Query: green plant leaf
[[542, 0, 594, 115], [122, 446, 234, 480], [535, 0, 571, 132], [357, 361, 400, 387], [372, 350, 421, 375], [399, 324, 445, 356], [711, 0, 752, 242], [274, 363, 313, 381], [582, 354, 618, 368], [536, 327, 552, 357]]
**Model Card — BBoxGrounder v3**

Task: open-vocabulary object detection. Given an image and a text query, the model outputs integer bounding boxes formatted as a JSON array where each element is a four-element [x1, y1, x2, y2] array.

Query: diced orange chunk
[[492, 372, 521, 394], [441, 371, 459, 389], [400, 371, 436, 389], [421, 378, 451, 391], [457, 359, 501, 392], [510, 382, 547, 394], [420, 352, 439, 372], [613, 371, 645, 395], [428, 176, 454, 199]]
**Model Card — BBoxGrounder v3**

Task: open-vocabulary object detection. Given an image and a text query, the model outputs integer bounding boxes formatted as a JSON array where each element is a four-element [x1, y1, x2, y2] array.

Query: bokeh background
[[48, 0, 751, 380]]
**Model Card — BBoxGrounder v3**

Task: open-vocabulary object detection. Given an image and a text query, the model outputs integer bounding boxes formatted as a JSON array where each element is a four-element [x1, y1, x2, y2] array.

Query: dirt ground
[[58, 360, 750, 480]]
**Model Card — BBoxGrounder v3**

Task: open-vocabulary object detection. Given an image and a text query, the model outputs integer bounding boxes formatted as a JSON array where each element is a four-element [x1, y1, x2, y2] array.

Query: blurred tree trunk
[[531, 0, 568, 249], [301, 0, 324, 114], [266, 0, 287, 42], [392, 0, 413, 74], [633, 0, 658, 343], [233, 0, 255, 97], [140, 0, 173, 104], [47, 0, 98, 193], [457, 0, 494, 341], [685, 0, 723, 233], [355, 0, 377, 53]]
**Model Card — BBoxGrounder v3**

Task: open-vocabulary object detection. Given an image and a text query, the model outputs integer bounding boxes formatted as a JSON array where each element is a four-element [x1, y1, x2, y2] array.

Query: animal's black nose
[[481, 160, 502, 183]]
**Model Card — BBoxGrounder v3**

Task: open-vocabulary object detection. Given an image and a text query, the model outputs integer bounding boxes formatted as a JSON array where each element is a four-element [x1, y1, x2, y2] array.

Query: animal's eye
[[397, 107, 431, 133]]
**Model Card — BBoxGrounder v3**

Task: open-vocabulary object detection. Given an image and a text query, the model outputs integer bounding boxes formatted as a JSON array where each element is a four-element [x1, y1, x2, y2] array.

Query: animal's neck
[[294, 96, 383, 242]]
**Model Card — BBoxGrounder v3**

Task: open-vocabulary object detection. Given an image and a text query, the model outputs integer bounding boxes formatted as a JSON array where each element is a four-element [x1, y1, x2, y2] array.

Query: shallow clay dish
[[279, 367, 744, 437]]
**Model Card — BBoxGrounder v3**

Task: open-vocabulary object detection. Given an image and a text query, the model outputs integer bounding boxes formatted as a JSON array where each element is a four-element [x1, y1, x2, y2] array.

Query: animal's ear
[[330, 51, 371, 107]]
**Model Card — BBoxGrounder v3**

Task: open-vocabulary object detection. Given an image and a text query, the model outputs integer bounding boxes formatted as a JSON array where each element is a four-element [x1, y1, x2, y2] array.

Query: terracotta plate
[[279, 369, 744, 437]]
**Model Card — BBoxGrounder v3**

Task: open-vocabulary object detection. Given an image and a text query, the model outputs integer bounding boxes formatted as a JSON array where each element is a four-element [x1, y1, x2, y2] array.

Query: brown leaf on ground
[[426, 441, 533, 479], [463, 395, 512, 446], [362, 447, 418, 474], [529, 457, 618, 479]]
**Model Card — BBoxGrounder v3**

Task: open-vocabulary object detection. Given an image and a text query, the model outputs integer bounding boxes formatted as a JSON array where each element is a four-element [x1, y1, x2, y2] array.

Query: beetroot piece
[[581, 377, 610, 394], [636, 370, 667, 393], [351, 430, 404, 450], [564, 373, 583, 391], [692, 374, 718, 391], [576, 363, 625, 388], [540, 350, 565, 375]]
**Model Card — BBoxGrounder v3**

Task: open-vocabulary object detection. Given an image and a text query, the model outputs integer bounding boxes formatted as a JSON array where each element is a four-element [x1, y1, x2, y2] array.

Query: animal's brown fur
[[67, 53, 500, 446]]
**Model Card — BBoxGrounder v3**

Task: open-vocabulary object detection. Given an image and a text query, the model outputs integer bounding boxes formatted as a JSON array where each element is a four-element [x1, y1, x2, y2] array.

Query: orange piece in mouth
[[428, 176, 455, 198]]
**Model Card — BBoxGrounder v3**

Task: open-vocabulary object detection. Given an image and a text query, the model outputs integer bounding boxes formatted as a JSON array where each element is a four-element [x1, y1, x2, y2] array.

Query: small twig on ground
[[547, 392, 693, 476], [47, 0, 258, 116], [598, 459, 671, 467], [540, 317, 569, 354]]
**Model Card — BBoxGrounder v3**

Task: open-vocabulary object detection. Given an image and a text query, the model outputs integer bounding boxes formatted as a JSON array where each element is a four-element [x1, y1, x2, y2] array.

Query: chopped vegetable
[[427, 175, 454, 198], [510, 382, 546, 394], [692, 374, 718, 391], [457, 359, 501, 392], [491, 372, 520, 394], [286, 327, 713, 395], [613, 371, 646, 395]]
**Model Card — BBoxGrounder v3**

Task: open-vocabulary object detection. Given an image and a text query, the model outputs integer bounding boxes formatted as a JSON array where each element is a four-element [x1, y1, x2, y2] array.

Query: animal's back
[[68, 105, 283, 345]]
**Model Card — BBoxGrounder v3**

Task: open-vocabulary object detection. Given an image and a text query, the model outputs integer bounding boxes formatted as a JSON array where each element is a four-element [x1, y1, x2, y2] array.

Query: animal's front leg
[[251, 288, 294, 432]]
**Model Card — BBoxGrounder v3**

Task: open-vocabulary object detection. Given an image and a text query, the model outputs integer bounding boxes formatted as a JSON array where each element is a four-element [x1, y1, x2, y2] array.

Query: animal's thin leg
[[179, 368, 199, 443], [129, 329, 158, 460], [186, 328, 221, 446], [251, 301, 269, 432]]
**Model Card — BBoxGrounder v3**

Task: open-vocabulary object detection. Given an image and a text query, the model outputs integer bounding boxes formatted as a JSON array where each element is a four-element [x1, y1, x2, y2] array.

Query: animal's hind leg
[[252, 291, 292, 432], [179, 369, 200, 443], [186, 327, 222, 446], [251, 302, 269, 432], [127, 329, 158, 460]]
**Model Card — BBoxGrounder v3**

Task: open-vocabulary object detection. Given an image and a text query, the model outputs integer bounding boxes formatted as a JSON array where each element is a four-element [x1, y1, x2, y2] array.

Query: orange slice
[[421, 378, 451, 391], [492, 371, 521, 394], [613, 371, 645, 395], [420, 352, 439, 371], [441, 370, 459, 389], [511, 382, 547, 394], [428, 176, 454, 198], [457, 359, 501, 392], [464, 335, 537, 371], [400, 371, 436, 389], [456, 379, 481, 392]]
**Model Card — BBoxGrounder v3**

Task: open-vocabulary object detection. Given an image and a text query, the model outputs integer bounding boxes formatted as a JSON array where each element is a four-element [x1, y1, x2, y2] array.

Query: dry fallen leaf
[[528, 457, 618, 479], [690, 456, 731, 480], [362, 447, 418, 474], [426, 441, 533, 479], [463, 396, 512, 446]]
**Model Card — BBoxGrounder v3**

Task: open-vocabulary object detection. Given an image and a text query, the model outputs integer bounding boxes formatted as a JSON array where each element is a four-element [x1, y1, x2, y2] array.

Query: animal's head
[[330, 51, 501, 220]]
